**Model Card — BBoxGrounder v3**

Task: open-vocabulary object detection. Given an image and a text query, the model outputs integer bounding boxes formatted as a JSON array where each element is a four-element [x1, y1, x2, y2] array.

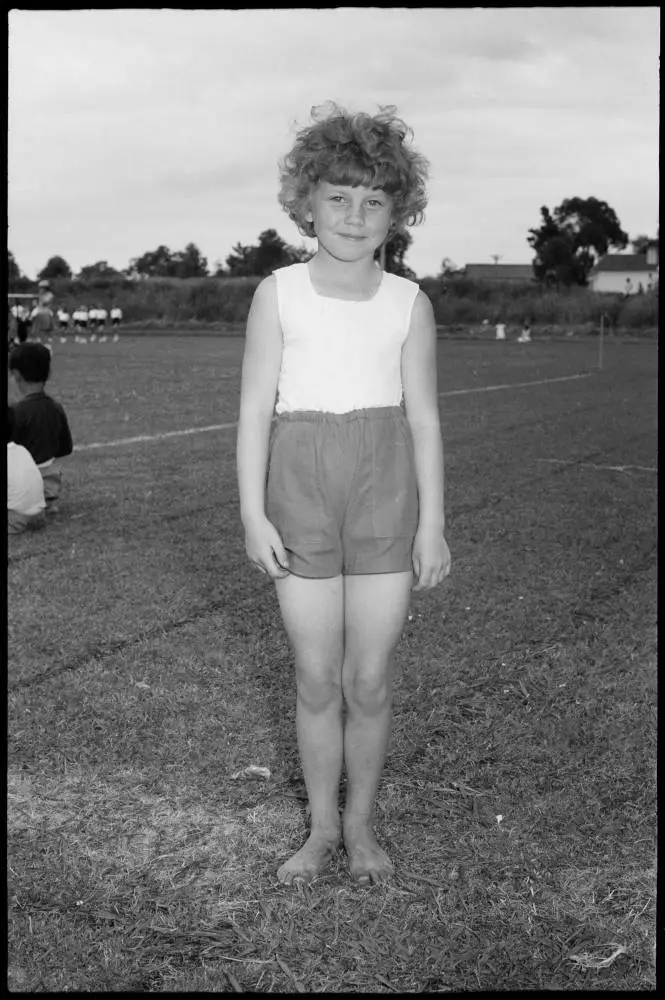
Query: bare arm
[[236, 275, 282, 525], [402, 290, 445, 531], [236, 276, 290, 577], [401, 290, 450, 589]]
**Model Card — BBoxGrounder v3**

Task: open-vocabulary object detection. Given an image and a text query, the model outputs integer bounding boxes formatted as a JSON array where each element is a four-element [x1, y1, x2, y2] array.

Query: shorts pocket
[[266, 422, 331, 548], [367, 417, 419, 539]]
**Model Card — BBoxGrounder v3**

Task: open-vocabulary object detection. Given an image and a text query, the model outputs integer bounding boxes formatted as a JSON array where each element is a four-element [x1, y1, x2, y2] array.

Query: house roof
[[593, 253, 656, 273], [464, 263, 535, 281]]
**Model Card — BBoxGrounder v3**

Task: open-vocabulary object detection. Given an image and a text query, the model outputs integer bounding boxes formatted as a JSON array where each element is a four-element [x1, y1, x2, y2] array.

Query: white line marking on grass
[[438, 372, 593, 397], [537, 458, 657, 474], [74, 373, 594, 452], [75, 422, 238, 452]]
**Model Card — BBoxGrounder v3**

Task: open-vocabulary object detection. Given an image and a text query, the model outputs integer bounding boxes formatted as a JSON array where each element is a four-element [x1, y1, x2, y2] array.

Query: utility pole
[[490, 254, 502, 276]]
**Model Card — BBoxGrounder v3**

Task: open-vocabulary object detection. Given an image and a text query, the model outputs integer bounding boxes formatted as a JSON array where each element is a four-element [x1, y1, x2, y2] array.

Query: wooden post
[[598, 313, 604, 371]]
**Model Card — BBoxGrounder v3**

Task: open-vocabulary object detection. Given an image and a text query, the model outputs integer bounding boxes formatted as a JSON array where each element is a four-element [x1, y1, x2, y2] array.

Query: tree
[[527, 197, 628, 286], [557, 196, 628, 262], [76, 260, 124, 281], [631, 233, 658, 254], [528, 207, 580, 286], [171, 242, 209, 279], [438, 257, 460, 278], [8, 250, 23, 283], [225, 241, 257, 277], [288, 244, 313, 264], [38, 255, 72, 280], [253, 229, 298, 276], [127, 244, 175, 278], [224, 230, 308, 277]]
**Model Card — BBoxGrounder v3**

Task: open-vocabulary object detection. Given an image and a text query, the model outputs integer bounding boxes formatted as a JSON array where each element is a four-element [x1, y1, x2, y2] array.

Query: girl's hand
[[244, 515, 291, 579], [412, 527, 451, 591]]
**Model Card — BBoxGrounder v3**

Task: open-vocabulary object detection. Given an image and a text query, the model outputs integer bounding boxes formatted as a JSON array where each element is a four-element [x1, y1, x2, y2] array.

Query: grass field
[[7, 334, 657, 992]]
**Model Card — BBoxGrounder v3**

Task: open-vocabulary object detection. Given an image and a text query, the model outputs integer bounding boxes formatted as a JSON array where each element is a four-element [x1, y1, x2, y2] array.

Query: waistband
[[275, 406, 404, 423]]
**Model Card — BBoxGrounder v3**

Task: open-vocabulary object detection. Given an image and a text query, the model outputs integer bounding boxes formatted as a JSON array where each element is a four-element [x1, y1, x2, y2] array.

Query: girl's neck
[[308, 247, 382, 291]]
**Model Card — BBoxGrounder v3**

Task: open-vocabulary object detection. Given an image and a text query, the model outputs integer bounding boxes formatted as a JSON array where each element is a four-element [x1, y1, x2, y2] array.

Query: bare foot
[[343, 819, 394, 885], [276, 829, 340, 884]]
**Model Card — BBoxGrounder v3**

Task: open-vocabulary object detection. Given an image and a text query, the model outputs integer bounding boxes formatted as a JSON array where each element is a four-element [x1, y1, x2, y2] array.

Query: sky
[[8, 7, 660, 281]]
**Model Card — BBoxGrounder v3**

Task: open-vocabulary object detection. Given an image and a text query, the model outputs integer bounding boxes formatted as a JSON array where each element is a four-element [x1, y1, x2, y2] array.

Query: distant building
[[589, 243, 658, 294], [463, 263, 535, 283]]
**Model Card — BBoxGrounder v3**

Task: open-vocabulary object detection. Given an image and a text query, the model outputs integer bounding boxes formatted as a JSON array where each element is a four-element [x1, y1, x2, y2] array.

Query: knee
[[296, 668, 342, 714], [343, 664, 392, 717]]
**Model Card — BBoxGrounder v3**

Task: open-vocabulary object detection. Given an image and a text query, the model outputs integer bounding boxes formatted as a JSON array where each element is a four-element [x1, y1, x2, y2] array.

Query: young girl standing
[[237, 103, 450, 885]]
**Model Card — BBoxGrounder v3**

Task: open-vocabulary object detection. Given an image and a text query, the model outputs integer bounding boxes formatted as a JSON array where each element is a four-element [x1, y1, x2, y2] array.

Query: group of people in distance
[[7, 342, 73, 534], [62, 304, 123, 336], [495, 320, 531, 342], [9, 291, 123, 347]]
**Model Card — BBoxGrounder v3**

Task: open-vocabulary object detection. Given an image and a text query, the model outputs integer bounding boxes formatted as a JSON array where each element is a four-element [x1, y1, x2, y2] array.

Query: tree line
[[8, 196, 657, 289], [9, 228, 415, 287]]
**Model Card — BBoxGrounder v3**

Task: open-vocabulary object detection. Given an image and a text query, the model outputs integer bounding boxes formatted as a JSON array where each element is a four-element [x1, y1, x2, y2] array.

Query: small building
[[590, 244, 658, 294], [463, 263, 535, 283]]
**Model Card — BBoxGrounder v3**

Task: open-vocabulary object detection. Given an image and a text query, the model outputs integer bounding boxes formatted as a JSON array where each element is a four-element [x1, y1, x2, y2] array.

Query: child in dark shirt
[[9, 342, 73, 509]]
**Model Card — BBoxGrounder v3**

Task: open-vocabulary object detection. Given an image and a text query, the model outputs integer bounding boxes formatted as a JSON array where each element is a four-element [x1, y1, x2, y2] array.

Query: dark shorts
[[8, 509, 46, 534], [266, 406, 419, 579], [40, 466, 62, 505]]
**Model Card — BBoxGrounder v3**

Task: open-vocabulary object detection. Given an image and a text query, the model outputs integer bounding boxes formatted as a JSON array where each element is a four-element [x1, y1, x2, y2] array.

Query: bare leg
[[274, 574, 345, 883], [341, 571, 413, 884]]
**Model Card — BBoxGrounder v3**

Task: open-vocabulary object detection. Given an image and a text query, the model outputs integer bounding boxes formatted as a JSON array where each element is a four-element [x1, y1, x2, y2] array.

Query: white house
[[589, 243, 658, 294]]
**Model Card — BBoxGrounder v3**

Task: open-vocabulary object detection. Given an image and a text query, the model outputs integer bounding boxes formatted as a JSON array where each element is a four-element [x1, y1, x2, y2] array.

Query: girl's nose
[[345, 204, 364, 225]]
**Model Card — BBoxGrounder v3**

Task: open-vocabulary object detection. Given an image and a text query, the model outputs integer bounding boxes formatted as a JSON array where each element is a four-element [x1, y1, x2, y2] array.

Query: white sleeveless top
[[273, 262, 420, 414]]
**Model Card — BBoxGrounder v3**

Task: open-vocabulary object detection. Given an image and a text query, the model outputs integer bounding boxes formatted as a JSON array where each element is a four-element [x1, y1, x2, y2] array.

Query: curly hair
[[278, 102, 429, 238]]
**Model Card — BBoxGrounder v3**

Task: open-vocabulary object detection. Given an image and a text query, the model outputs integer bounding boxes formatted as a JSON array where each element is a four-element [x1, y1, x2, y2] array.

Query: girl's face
[[306, 181, 393, 261]]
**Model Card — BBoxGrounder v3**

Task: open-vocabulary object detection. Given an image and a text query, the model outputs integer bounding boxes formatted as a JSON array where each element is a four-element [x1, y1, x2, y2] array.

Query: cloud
[[8, 7, 659, 278]]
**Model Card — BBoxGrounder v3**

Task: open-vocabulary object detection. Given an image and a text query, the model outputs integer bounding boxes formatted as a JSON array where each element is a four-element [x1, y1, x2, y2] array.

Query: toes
[[352, 866, 391, 886], [277, 863, 313, 885]]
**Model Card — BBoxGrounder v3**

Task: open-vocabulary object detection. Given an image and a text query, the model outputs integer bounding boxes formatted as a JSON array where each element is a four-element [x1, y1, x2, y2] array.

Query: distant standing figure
[[495, 322, 506, 341], [11, 302, 30, 343], [7, 406, 47, 534], [78, 305, 89, 331], [8, 343, 74, 511], [624, 278, 633, 297], [110, 305, 123, 327], [97, 305, 108, 332], [8, 304, 18, 351], [517, 320, 531, 343], [30, 291, 56, 342], [88, 306, 99, 339], [57, 307, 70, 332]]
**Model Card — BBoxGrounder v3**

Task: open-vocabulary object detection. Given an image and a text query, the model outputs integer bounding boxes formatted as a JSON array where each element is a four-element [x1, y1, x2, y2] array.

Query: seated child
[[7, 406, 46, 534], [517, 320, 532, 343], [8, 342, 73, 509]]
